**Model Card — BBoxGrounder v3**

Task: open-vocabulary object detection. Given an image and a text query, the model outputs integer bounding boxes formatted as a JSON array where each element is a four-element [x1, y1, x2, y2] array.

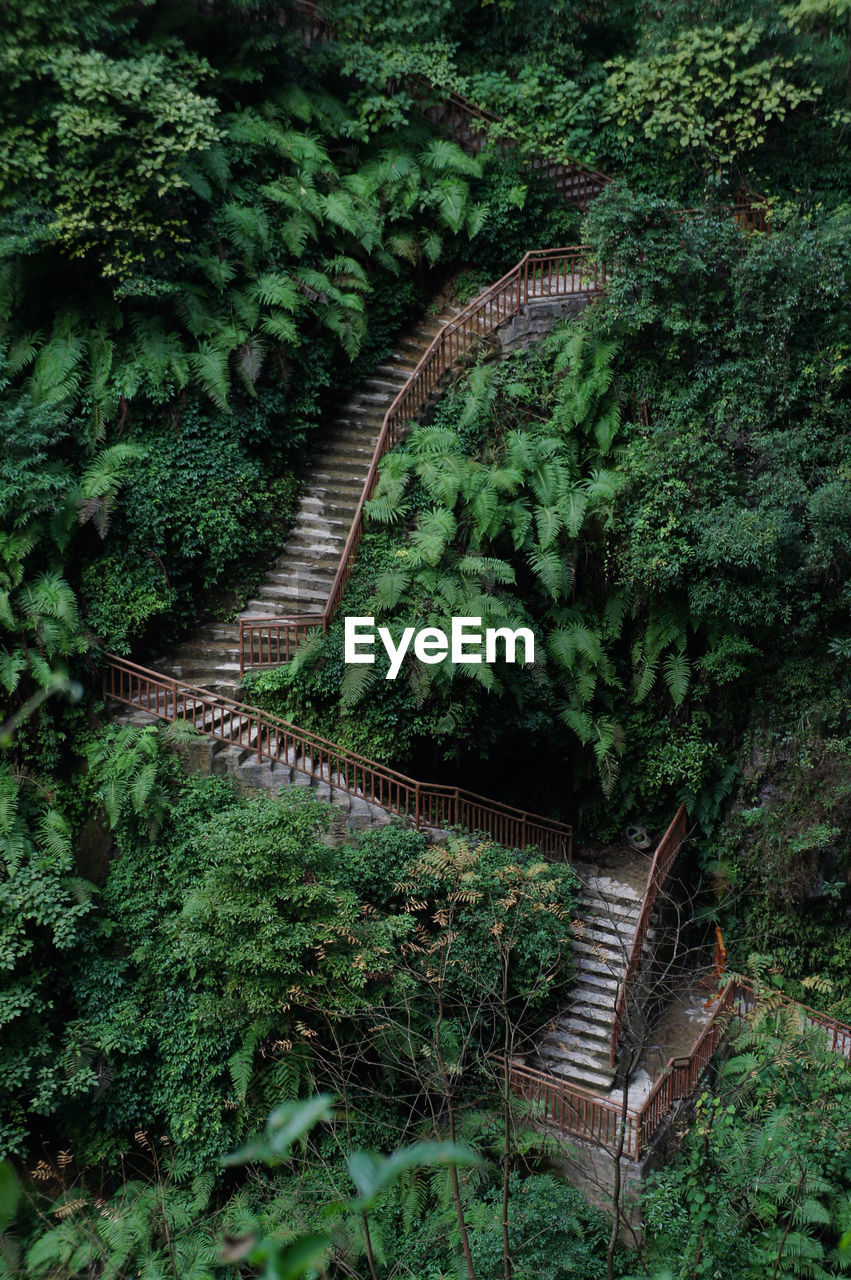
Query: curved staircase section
[[239, 247, 604, 672], [104, 655, 573, 857], [154, 304, 463, 696]]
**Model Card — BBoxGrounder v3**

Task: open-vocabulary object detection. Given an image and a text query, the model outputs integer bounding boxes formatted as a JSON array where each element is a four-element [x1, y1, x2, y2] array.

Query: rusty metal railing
[[238, 615, 326, 670], [609, 804, 688, 1067], [104, 654, 573, 859], [505, 1060, 641, 1157]]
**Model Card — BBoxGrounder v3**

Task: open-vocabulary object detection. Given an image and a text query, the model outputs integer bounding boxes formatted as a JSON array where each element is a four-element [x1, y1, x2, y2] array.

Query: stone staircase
[[153, 302, 461, 700], [533, 864, 654, 1094]]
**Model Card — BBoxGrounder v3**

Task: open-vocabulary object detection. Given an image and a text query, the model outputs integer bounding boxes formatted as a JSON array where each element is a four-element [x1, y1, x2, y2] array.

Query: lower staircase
[[153, 302, 460, 699], [533, 867, 651, 1093]]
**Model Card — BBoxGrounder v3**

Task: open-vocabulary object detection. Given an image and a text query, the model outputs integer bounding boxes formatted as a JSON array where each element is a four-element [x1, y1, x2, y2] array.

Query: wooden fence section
[[509, 979, 851, 1160], [104, 655, 573, 860], [240, 247, 603, 672], [506, 1061, 640, 1158], [609, 804, 688, 1067], [238, 615, 325, 670]]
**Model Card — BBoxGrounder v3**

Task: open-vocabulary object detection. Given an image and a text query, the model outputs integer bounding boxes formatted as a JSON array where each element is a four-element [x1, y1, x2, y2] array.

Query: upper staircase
[[153, 305, 460, 699]]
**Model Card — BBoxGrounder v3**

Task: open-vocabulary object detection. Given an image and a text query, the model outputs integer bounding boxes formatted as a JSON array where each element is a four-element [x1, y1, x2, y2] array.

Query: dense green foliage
[[3, 0, 851, 1276], [251, 196, 850, 841], [642, 991, 851, 1278]]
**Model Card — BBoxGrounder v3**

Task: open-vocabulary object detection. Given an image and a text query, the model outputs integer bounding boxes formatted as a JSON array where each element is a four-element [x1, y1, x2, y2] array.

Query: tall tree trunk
[[500, 951, 513, 1280], [606, 1066, 631, 1280], [434, 992, 476, 1280], [361, 1213, 380, 1280]]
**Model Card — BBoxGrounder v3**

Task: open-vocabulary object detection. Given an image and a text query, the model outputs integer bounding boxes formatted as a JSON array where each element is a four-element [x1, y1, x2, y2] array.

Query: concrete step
[[309, 456, 376, 477], [577, 896, 641, 926], [253, 581, 331, 603], [569, 983, 619, 1013], [572, 938, 627, 965], [540, 1059, 615, 1094], [572, 969, 621, 998], [555, 1017, 612, 1045]]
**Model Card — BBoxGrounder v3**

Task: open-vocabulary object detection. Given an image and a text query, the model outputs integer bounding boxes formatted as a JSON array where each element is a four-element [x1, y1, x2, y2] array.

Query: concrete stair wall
[[116, 706, 394, 836]]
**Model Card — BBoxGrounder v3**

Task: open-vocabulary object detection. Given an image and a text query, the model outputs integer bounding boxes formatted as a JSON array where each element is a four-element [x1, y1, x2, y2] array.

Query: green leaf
[[0, 1160, 20, 1232], [663, 650, 692, 706], [347, 1143, 481, 1211], [223, 1095, 334, 1166]]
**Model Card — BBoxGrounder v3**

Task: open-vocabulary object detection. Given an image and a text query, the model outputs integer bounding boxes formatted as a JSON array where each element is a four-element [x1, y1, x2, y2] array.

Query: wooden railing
[[238, 615, 326, 670], [400, 75, 610, 212], [239, 247, 603, 673], [609, 803, 688, 1067], [509, 979, 851, 1159], [104, 655, 573, 859], [505, 1061, 640, 1157]]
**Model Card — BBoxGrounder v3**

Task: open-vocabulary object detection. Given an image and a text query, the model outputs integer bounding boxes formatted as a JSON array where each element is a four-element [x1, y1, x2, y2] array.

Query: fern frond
[[663, 650, 691, 706], [188, 341, 231, 411]]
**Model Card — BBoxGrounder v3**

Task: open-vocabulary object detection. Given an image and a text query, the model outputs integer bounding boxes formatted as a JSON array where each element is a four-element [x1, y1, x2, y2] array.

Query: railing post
[[257, 712, 263, 762], [239, 620, 245, 677], [170, 678, 178, 723], [414, 782, 421, 828]]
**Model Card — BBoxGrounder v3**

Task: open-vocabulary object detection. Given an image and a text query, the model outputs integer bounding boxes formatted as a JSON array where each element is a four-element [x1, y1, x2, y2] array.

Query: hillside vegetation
[[1, 1, 850, 1277]]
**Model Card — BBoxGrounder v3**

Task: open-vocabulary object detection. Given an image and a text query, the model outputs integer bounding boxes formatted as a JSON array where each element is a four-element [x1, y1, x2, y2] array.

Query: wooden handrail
[[609, 803, 688, 1067], [104, 654, 573, 860]]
